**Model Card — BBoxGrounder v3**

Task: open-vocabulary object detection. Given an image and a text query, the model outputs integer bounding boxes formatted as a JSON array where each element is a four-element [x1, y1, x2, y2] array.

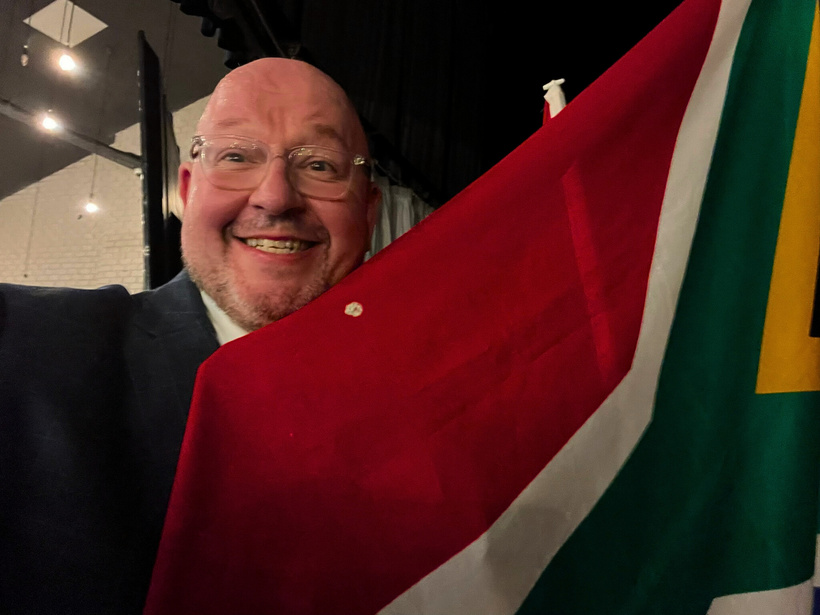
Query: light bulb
[[58, 53, 76, 71], [41, 115, 60, 131]]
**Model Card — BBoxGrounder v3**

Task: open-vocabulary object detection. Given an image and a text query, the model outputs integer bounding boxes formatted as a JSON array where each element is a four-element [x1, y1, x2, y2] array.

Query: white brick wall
[[0, 96, 209, 293]]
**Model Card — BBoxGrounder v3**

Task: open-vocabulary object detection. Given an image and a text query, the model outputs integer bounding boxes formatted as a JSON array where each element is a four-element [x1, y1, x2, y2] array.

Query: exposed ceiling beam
[[0, 97, 142, 170]]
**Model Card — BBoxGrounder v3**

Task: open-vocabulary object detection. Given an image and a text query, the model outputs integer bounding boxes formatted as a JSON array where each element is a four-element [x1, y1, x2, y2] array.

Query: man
[[0, 58, 380, 614]]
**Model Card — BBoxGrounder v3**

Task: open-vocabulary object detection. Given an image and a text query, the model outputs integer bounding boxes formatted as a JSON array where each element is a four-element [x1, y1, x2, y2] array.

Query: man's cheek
[[197, 195, 245, 233], [333, 210, 371, 240]]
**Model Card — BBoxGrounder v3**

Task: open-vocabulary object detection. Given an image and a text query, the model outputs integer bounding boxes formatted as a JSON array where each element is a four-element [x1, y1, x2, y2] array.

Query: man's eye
[[297, 157, 341, 178], [308, 159, 335, 173], [217, 150, 247, 163], [211, 146, 266, 166]]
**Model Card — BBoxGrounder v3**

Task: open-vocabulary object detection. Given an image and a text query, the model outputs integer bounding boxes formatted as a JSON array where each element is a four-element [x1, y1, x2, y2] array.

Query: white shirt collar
[[200, 291, 250, 345]]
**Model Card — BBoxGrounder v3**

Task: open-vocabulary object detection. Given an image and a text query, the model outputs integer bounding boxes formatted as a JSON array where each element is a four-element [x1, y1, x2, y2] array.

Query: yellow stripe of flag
[[757, 1, 820, 394]]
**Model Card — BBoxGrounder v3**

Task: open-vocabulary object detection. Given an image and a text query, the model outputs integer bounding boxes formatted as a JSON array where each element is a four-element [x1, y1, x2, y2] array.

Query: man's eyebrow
[[212, 118, 249, 129], [310, 124, 347, 147], [207, 119, 350, 148]]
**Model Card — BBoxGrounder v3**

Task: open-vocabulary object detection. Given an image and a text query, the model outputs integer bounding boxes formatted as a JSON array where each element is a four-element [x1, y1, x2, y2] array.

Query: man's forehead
[[223, 72, 345, 102], [207, 114, 349, 146], [199, 64, 363, 149], [205, 82, 347, 121]]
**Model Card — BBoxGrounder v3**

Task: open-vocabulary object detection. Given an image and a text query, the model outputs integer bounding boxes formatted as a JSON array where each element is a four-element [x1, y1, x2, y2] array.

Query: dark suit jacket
[[0, 271, 219, 614]]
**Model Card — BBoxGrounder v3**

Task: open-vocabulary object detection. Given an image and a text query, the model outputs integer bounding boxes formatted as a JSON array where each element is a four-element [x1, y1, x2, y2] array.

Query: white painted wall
[[0, 95, 208, 293]]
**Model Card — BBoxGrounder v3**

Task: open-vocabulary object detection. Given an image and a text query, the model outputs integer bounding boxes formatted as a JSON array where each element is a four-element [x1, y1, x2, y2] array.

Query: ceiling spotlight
[[41, 114, 61, 131], [85, 201, 99, 213], [58, 53, 77, 71]]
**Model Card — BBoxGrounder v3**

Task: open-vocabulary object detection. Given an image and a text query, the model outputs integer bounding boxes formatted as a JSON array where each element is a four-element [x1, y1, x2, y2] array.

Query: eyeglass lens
[[198, 137, 356, 199]]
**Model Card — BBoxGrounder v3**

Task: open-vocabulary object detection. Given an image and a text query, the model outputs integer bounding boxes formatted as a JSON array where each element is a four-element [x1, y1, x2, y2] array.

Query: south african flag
[[145, 0, 820, 612]]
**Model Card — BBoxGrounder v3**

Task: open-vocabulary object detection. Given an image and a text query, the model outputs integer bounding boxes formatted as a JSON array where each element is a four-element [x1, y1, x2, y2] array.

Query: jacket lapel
[[123, 270, 219, 539], [128, 270, 219, 424]]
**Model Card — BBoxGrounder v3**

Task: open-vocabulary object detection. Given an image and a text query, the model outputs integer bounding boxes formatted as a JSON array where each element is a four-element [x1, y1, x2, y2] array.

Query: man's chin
[[184, 256, 331, 331], [226, 281, 330, 331]]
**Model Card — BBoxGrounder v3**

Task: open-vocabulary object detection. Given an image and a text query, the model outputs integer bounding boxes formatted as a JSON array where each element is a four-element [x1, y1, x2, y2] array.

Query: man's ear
[[178, 162, 193, 217], [365, 182, 382, 243]]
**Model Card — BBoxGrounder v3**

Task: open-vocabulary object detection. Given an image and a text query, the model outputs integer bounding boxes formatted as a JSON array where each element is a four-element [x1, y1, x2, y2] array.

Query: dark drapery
[[174, 0, 684, 205]]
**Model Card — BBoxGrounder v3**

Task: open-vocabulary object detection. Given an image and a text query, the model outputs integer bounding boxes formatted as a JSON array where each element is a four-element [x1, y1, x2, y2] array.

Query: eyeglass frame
[[189, 134, 375, 200]]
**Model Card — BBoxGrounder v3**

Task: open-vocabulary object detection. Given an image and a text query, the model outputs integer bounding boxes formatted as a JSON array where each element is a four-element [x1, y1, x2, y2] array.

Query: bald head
[[198, 58, 369, 158]]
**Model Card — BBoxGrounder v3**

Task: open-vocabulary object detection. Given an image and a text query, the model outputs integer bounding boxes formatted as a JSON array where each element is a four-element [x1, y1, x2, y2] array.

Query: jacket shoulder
[[0, 282, 133, 343]]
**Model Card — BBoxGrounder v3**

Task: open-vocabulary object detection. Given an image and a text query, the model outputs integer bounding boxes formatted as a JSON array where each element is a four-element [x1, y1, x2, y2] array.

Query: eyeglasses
[[190, 134, 372, 200]]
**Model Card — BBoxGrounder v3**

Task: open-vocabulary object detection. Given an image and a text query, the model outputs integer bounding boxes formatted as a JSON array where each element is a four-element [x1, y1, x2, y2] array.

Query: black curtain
[[177, 0, 685, 206], [295, 1, 684, 206]]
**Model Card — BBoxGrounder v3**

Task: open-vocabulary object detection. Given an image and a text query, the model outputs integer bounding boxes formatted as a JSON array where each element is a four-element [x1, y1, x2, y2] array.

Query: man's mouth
[[241, 237, 316, 254]]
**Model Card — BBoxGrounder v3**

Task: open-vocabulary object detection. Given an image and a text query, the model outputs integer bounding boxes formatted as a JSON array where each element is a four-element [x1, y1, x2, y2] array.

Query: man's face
[[179, 60, 380, 331]]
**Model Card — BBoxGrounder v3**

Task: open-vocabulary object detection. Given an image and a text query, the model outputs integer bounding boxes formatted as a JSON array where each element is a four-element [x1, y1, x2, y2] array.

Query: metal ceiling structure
[[0, 0, 229, 201]]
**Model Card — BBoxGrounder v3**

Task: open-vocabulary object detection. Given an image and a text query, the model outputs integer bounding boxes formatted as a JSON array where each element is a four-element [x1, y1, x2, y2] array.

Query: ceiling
[[0, 0, 685, 206], [0, 0, 229, 200]]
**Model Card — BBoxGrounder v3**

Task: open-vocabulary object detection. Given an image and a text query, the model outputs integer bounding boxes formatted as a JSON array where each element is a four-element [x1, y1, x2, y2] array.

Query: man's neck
[[199, 291, 250, 345]]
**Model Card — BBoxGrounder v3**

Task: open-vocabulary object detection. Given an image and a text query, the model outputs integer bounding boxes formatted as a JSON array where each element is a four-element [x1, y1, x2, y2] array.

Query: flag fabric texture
[[145, 0, 820, 612]]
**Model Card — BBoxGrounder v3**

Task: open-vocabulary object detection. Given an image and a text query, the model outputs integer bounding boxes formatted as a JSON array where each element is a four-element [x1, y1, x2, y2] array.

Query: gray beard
[[183, 254, 330, 331]]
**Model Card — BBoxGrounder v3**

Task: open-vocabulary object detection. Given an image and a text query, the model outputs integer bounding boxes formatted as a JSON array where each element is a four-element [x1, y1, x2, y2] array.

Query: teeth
[[244, 238, 310, 254]]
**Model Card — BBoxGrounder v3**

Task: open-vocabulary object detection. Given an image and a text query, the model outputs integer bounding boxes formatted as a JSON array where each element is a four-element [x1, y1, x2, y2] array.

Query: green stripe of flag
[[517, 0, 820, 613]]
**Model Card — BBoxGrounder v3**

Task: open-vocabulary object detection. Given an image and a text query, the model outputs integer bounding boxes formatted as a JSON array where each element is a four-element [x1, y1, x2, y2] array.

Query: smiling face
[[179, 59, 380, 331]]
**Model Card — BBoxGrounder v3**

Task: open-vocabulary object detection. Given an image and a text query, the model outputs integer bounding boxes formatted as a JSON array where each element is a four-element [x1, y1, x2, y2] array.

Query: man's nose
[[246, 156, 302, 214]]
